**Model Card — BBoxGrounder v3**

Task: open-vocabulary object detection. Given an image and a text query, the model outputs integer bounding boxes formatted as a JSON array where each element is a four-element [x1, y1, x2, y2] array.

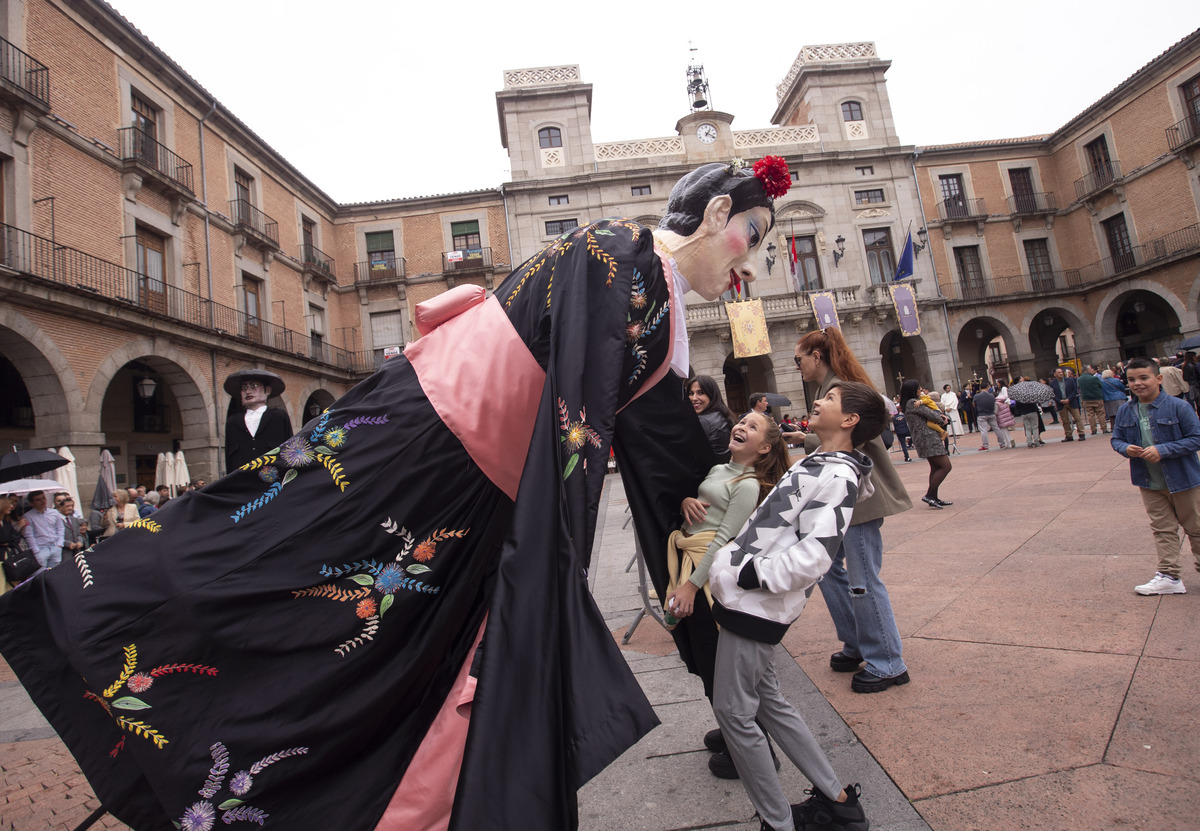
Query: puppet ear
[[697, 194, 732, 236]]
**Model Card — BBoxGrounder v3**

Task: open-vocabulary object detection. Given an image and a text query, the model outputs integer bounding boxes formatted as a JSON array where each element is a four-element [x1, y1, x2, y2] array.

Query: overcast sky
[[105, 0, 1197, 204]]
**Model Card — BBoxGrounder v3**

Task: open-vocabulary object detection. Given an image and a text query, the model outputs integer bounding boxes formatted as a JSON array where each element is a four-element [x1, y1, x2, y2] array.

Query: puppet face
[[686, 200, 771, 302], [241, 381, 270, 409]]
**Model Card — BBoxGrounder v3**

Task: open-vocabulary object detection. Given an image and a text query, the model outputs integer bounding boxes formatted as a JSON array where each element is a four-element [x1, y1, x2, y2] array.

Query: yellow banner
[[725, 299, 772, 358]]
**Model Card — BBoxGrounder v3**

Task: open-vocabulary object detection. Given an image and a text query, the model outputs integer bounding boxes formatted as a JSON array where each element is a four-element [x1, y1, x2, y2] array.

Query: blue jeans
[[817, 518, 906, 679]]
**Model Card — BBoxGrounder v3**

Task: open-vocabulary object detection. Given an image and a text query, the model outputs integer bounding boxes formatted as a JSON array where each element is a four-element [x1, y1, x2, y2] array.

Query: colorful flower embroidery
[[181, 741, 308, 829], [625, 268, 669, 385], [296, 525, 467, 656], [83, 644, 218, 754], [232, 409, 388, 523], [557, 399, 602, 480]]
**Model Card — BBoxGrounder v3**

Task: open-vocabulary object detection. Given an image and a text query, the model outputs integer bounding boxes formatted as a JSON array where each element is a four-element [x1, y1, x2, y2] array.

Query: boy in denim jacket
[[1111, 357, 1200, 595]]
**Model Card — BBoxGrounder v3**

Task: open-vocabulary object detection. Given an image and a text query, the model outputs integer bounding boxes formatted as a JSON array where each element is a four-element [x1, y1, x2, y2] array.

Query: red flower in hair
[[752, 156, 791, 199]]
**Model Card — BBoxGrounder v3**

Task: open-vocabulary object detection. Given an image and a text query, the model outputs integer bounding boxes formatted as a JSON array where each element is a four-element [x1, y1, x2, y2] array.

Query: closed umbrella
[[155, 452, 170, 495], [0, 447, 69, 480], [172, 450, 191, 492], [93, 449, 117, 513], [55, 447, 82, 514]]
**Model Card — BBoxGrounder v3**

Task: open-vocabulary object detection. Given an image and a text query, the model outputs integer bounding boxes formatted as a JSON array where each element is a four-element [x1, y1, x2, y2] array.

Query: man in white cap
[[223, 368, 293, 473]]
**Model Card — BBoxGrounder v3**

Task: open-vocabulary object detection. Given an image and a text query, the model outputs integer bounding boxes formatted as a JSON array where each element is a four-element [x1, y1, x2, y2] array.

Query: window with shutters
[[451, 221, 481, 250], [787, 235, 823, 291], [863, 228, 894, 284]]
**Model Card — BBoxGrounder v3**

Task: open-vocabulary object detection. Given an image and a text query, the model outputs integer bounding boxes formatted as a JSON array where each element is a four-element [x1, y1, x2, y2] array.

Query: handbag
[[2, 539, 40, 585]]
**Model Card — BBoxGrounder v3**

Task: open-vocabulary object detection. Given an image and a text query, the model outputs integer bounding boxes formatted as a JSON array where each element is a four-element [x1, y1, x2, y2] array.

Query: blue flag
[[892, 231, 914, 281]]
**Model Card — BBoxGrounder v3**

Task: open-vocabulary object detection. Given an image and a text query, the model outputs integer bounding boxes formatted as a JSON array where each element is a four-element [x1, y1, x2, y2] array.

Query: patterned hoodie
[[709, 450, 873, 644]]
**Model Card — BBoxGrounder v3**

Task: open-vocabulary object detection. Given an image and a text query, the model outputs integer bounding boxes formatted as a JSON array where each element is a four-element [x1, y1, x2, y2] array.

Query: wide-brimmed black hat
[[224, 368, 286, 397]]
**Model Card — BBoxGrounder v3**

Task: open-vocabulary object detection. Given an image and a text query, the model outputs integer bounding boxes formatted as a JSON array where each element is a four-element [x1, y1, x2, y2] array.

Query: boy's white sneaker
[[1135, 573, 1186, 595]]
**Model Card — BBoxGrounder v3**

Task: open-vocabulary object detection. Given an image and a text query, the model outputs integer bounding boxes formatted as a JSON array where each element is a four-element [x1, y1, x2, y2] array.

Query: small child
[[706, 380, 887, 831], [1112, 357, 1200, 595], [919, 392, 947, 438]]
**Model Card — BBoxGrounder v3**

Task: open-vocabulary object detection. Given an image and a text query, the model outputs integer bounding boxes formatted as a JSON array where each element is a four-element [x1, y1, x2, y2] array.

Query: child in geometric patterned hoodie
[[707, 380, 887, 831]]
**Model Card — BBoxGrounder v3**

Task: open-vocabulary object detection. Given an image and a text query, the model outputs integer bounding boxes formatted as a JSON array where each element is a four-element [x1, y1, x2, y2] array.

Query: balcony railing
[[938, 223, 1200, 302], [300, 242, 336, 284], [228, 199, 280, 248], [1167, 115, 1200, 152], [0, 223, 373, 372], [118, 128, 194, 194], [1074, 160, 1122, 201], [1007, 192, 1056, 215], [0, 35, 49, 108], [442, 247, 493, 273], [353, 255, 407, 283], [936, 197, 987, 222]]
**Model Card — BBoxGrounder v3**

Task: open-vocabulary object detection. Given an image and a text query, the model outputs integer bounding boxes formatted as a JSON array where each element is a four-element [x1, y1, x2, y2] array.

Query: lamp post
[[832, 235, 846, 267]]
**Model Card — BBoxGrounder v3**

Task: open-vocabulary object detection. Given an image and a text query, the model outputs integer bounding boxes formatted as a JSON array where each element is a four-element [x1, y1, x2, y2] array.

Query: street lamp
[[832, 235, 847, 267], [914, 228, 928, 259], [765, 242, 777, 275], [135, 376, 157, 400]]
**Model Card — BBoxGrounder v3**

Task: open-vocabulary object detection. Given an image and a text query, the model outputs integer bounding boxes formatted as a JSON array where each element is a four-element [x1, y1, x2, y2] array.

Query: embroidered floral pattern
[[296, 525, 467, 656], [557, 398, 602, 480], [180, 741, 308, 829], [625, 267, 669, 385], [232, 409, 388, 523], [84, 644, 219, 754]]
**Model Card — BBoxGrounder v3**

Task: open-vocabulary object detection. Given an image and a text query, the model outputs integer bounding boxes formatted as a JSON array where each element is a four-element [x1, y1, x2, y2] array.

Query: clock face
[[696, 123, 718, 144]]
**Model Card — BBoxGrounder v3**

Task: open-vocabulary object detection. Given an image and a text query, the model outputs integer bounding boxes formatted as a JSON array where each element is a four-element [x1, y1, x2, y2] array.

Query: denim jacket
[[1111, 391, 1200, 493]]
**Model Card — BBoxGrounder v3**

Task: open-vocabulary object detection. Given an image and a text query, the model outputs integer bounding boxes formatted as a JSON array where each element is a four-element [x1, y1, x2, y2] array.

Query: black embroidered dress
[[0, 220, 714, 830]]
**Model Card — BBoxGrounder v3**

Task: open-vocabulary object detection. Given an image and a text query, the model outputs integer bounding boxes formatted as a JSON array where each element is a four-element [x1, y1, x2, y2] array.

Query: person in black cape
[[0, 157, 788, 831]]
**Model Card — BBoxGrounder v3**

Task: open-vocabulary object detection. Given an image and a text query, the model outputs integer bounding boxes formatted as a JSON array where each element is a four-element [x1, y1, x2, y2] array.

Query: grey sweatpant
[[713, 628, 842, 830]]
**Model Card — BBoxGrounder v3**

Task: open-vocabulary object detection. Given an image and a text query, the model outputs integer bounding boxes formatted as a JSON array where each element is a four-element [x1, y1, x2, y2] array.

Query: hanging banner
[[809, 291, 841, 331], [889, 283, 921, 336], [725, 299, 771, 358]]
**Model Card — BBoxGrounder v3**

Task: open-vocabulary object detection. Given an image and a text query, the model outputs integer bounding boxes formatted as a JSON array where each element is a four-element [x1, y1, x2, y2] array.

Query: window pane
[[538, 127, 562, 148], [365, 231, 394, 254], [450, 221, 479, 236], [841, 101, 862, 121], [370, 311, 403, 349]]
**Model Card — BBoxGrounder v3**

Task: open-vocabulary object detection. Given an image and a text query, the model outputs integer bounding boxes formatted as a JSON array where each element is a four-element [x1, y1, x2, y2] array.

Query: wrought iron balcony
[[300, 242, 336, 285], [1167, 115, 1200, 153], [1007, 192, 1056, 215], [228, 199, 280, 249], [1074, 160, 1122, 201], [442, 247, 493, 273], [353, 255, 407, 283], [119, 128, 195, 196], [936, 197, 987, 222], [0, 35, 49, 110], [0, 222, 374, 373]]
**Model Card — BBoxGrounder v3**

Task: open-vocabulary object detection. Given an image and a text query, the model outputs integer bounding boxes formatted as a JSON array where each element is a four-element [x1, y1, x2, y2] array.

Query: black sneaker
[[758, 817, 795, 831], [792, 783, 869, 830], [703, 728, 726, 753], [921, 496, 943, 509], [829, 651, 863, 673], [708, 746, 782, 780]]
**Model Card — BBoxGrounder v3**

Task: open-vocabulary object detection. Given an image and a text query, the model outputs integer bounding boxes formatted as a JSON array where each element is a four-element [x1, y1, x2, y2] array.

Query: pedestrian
[[1101, 369, 1129, 431], [56, 494, 85, 562], [1050, 368, 1085, 441], [20, 490, 64, 570], [704, 380, 887, 831], [1161, 357, 1189, 401], [1078, 365, 1108, 435], [1111, 357, 1200, 595], [961, 384, 977, 433], [902, 380, 953, 508], [795, 328, 913, 693], [1039, 378, 1060, 422], [973, 386, 1010, 450], [139, 491, 160, 518], [940, 384, 964, 437], [891, 406, 912, 461], [1183, 353, 1200, 415]]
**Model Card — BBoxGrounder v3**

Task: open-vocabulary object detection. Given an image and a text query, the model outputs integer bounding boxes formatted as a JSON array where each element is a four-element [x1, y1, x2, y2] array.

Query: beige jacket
[[802, 370, 913, 525]]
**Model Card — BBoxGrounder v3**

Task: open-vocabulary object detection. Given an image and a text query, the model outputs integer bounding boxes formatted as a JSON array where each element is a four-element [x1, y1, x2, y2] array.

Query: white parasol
[[54, 447, 82, 515], [155, 452, 171, 496], [172, 450, 191, 492]]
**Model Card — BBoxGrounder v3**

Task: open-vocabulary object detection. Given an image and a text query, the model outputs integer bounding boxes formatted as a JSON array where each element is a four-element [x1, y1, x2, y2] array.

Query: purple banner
[[809, 292, 840, 331], [889, 283, 920, 336]]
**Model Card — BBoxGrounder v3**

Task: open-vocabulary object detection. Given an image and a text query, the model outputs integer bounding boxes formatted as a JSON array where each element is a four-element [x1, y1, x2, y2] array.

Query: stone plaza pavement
[[2, 424, 1198, 829]]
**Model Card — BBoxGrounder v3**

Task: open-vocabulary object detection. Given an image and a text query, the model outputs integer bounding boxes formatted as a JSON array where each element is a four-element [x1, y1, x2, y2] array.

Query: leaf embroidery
[[75, 548, 94, 588]]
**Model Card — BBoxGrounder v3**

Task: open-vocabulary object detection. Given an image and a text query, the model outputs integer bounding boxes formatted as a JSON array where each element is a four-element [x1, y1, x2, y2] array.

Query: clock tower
[[676, 110, 736, 160]]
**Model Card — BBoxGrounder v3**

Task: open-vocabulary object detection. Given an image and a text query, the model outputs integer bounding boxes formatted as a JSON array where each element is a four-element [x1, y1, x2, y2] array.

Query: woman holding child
[[902, 379, 954, 509]]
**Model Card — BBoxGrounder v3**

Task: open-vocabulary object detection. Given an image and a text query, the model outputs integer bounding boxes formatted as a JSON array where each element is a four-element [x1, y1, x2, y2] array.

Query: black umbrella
[[0, 448, 69, 479], [1176, 334, 1200, 353], [1008, 380, 1055, 406], [754, 392, 792, 409]]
